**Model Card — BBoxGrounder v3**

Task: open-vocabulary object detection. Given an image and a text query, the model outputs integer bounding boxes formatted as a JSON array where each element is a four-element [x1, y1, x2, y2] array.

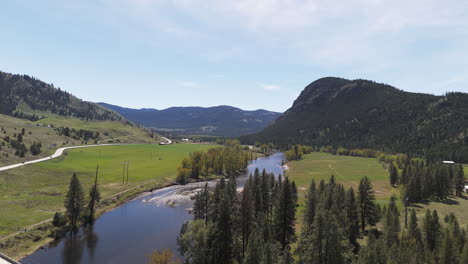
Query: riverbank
[[1, 172, 226, 261]]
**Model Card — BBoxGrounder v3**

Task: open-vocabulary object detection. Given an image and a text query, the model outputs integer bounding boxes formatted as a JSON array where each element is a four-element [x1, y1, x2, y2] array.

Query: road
[[160, 137, 172, 144], [0, 144, 115, 172]]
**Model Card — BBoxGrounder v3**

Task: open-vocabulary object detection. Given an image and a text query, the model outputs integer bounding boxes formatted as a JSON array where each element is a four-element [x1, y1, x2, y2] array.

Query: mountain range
[[98, 103, 281, 137], [241, 77, 468, 162]]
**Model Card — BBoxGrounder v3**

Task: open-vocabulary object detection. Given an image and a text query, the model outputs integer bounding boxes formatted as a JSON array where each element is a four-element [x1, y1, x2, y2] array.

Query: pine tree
[[423, 209, 441, 252], [65, 173, 85, 231], [440, 228, 457, 264], [244, 230, 263, 264], [345, 188, 360, 252], [303, 180, 317, 227], [194, 183, 210, 221], [455, 164, 465, 197], [87, 165, 101, 223], [358, 176, 380, 231], [389, 163, 398, 186], [408, 209, 422, 244], [383, 195, 400, 246], [273, 177, 296, 250]]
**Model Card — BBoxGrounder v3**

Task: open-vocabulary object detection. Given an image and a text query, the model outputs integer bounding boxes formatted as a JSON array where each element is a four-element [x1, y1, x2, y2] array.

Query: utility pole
[[122, 161, 128, 185], [126, 160, 129, 184]]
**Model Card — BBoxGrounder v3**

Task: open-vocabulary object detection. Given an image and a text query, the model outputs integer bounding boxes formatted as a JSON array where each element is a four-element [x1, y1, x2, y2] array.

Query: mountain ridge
[[241, 77, 468, 162], [99, 103, 282, 137]]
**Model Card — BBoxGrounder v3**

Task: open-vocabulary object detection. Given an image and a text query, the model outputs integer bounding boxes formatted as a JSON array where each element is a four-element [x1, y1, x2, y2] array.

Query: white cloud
[[260, 83, 281, 91]]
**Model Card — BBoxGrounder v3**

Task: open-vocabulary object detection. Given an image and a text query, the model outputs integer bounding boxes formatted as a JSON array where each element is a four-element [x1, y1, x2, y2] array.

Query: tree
[[389, 163, 398, 186], [408, 209, 422, 244], [193, 183, 210, 222], [454, 164, 465, 197], [87, 165, 101, 223], [422, 209, 441, 252], [273, 177, 296, 249], [177, 220, 212, 264], [298, 210, 349, 264], [65, 173, 85, 231], [345, 188, 360, 252], [357, 176, 380, 231], [303, 180, 317, 227], [439, 228, 458, 264], [147, 249, 181, 264], [383, 195, 400, 246]]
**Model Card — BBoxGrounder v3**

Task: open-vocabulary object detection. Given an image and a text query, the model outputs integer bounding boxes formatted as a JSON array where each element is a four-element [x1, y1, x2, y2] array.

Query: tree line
[[177, 173, 468, 263], [177, 168, 298, 264], [176, 140, 250, 184]]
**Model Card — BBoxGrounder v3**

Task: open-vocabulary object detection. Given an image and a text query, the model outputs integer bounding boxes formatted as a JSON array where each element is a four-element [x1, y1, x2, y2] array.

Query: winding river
[[21, 152, 285, 264]]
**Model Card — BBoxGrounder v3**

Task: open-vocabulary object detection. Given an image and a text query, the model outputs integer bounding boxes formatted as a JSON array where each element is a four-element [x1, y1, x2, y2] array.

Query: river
[[21, 152, 285, 264]]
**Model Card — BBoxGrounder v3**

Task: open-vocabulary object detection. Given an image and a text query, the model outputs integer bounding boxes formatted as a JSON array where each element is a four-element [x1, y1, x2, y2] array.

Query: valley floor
[[285, 152, 468, 230], [0, 143, 215, 259]]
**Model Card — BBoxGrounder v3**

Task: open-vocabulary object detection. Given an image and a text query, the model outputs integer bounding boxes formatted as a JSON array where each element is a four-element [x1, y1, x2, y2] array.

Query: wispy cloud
[[260, 83, 281, 91]]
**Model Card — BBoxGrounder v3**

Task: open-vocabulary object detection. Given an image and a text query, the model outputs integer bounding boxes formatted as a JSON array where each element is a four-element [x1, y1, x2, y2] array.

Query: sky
[[1, 0, 468, 112]]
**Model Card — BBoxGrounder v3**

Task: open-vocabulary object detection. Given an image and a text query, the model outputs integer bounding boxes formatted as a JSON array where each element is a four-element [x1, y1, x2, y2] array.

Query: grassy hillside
[[0, 143, 215, 237], [0, 113, 159, 166]]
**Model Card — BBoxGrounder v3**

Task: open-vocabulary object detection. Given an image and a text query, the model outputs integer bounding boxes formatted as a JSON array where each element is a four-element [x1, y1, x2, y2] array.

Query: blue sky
[[2, 0, 468, 112]]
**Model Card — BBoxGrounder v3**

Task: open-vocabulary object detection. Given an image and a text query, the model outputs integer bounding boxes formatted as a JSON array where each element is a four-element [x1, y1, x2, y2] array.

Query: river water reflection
[[22, 152, 285, 264]]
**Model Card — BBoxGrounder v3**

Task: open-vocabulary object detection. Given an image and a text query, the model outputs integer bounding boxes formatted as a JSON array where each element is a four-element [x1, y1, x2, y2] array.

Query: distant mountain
[[99, 103, 281, 137], [241, 77, 468, 162], [0, 71, 122, 121]]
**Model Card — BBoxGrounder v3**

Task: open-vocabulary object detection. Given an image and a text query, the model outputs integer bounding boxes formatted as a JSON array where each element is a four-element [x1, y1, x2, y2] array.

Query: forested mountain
[[241, 77, 468, 162], [99, 103, 281, 137], [0, 71, 122, 121]]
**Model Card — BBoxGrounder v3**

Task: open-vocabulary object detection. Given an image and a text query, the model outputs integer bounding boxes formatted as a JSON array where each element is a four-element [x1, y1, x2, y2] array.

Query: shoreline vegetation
[[0, 141, 258, 260]]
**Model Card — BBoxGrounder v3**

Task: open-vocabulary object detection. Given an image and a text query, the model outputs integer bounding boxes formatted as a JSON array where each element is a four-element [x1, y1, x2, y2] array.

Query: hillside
[[99, 103, 281, 137], [0, 71, 123, 121], [241, 77, 468, 162], [0, 71, 159, 166]]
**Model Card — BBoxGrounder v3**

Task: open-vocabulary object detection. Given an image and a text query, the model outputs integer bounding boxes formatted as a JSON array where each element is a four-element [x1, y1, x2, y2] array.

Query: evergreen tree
[[273, 177, 296, 250], [244, 230, 263, 264], [455, 164, 465, 197], [345, 188, 360, 252], [65, 173, 85, 231], [87, 165, 101, 223], [383, 195, 400, 246], [422, 209, 441, 252], [439, 228, 458, 264], [408, 209, 422, 244], [193, 183, 210, 221], [357, 176, 380, 231], [389, 163, 398, 186], [303, 180, 317, 227]]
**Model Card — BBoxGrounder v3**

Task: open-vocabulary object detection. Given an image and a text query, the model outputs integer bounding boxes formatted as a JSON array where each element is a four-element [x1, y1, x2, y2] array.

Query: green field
[[286, 152, 468, 230], [0, 113, 159, 167], [0, 143, 215, 237], [286, 152, 393, 199]]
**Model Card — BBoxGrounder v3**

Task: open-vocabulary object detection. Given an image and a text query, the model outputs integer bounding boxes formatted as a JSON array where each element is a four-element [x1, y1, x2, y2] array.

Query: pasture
[[0, 143, 215, 237]]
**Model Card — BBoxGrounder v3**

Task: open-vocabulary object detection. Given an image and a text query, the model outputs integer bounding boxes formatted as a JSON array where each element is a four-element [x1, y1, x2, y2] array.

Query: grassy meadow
[[286, 152, 468, 231], [0, 143, 215, 237], [0, 113, 159, 167]]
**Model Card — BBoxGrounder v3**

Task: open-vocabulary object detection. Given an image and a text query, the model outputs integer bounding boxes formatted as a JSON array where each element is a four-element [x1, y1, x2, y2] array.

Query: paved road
[[0, 144, 115, 172], [160, 137, 172, 144]]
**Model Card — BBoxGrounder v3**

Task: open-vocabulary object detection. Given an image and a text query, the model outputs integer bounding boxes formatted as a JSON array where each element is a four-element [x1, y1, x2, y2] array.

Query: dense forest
[[177, 172, 468, 264], [241, 77, 468, 163], [0, 71, 123, 121]]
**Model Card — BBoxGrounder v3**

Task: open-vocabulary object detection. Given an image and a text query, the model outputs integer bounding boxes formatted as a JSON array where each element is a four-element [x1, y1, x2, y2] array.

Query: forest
[[176, 170, 468, 264]]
